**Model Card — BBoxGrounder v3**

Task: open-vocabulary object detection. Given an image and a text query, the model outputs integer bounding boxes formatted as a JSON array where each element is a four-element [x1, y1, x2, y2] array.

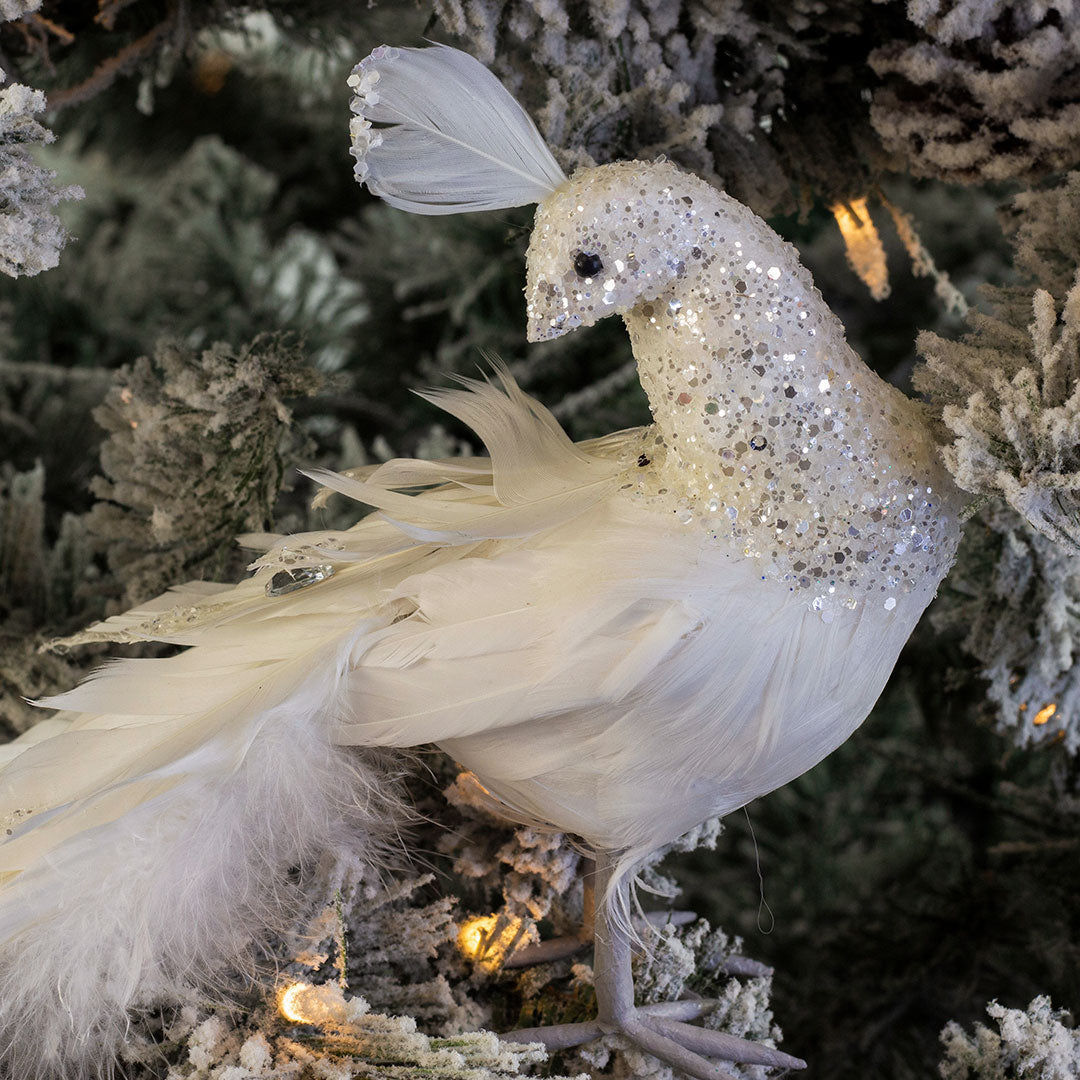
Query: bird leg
[[502, 858, 596, 969], [504, 858, 768, 976], [501, 853, 806, 1080]]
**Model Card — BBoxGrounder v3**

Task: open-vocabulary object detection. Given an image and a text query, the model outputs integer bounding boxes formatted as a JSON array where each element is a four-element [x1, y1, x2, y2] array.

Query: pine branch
[[46, 0, 179, 111]]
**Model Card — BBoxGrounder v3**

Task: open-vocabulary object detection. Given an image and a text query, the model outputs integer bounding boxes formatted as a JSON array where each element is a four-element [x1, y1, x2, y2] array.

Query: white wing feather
[[0, 369, 634, 1077], [348, 44, 566, 214]]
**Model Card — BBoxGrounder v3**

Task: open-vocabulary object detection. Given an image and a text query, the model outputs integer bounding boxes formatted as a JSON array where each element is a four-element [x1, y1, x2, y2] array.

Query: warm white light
[[457, 913, 526, 970], [279, 982, 310, 1023], [832, 198, 890, 301], [277, 981, 367, 1028], [1033, 703, 1057, 726]]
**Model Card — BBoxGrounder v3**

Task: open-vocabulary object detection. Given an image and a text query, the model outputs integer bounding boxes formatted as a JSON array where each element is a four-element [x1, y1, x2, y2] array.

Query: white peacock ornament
[[0, 43, 961, 1080]]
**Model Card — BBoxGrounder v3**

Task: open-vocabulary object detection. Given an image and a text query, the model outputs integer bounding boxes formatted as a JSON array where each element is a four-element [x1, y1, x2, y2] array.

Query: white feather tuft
[[348, 44, 566, 214], [0, 695, 405, 1080]]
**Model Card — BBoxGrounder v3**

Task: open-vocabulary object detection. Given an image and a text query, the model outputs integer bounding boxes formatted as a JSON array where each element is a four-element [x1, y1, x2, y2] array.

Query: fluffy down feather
[[0, 710, 392, 1079]]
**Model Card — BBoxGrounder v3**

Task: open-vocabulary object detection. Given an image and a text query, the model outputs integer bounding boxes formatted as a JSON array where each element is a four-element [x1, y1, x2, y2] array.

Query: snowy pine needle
[[939, 997, 1080, 1080], [919, 275, 1080, 551], [0, 71, 83, 277]]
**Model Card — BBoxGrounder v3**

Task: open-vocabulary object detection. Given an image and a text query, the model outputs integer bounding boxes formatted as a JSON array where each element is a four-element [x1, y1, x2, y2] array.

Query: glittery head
[[525, 161, 703, 342], [526, 154, 963, 616]]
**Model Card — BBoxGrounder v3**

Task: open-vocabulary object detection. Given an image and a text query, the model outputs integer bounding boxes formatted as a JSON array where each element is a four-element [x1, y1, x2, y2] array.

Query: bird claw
[[638, 1013, 805, 1072], [501, 855, 803, 1079], [502, 1002, 806, 1079]]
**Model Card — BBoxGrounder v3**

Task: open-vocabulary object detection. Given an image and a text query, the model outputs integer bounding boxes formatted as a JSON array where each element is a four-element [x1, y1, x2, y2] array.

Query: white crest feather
[[348, 43, 566, 214]]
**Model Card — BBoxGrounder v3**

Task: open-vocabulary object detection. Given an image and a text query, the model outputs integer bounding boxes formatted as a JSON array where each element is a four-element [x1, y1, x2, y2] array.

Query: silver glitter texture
[[525, 161, 962, 614], [347, 47, 396, 185], [265, 564, 335, 597]]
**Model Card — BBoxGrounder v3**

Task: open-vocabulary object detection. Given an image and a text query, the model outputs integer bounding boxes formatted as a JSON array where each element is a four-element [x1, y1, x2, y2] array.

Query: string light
[[278, 983, 310, 1023], [1033, 703, 1057, 725], [457, 914, 527, 970], [277, 982, 352, 1026], [832, 198, 890, 301], [194, 50, 234, 95]]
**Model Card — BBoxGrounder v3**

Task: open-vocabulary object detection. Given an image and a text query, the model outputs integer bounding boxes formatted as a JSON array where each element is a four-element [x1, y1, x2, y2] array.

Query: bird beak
[[526, 314, 575, 342], [525, 279, 580, 342]]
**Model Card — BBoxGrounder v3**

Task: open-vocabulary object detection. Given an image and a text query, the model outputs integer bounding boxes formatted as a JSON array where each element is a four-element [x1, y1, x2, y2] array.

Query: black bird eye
[[574, 252, 604, 278]]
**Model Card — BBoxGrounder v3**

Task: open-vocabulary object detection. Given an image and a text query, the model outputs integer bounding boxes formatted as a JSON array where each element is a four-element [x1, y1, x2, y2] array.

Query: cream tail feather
[[0, 367, 629, 1078]]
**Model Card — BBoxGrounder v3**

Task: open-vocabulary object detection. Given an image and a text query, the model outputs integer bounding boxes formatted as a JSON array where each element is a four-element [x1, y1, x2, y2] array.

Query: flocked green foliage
[[918, 256, 1080, 551], [870, 1, 1080, 186], [999, 172, 1080, 308], [933, 506, 1080, 753], [917, 173, 1080, 753], [85, 334, 319, 607], [0, 71, 82, 277], [939, 996, 1080, 1080], [9, 135, 366, 371], [0, 463, 91, 733]]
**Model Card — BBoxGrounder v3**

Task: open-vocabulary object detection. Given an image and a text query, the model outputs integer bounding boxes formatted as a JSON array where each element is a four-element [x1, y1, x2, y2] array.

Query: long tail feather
[[0, 366, 638, 1076], [0, 674, 402, 1079]]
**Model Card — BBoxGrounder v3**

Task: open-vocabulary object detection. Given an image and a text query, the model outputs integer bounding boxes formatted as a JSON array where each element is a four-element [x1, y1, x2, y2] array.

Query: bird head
[[525, 160, 703, 342], [347, 47, 707, 344]]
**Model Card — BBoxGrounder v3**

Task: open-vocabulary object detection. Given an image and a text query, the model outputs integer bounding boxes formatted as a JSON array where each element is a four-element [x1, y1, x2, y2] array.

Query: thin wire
[[743, 806, 774, 935]]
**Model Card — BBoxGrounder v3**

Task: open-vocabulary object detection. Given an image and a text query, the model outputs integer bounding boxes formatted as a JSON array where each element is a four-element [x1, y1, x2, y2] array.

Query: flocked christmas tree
[[1, 2, 1079, 1079]]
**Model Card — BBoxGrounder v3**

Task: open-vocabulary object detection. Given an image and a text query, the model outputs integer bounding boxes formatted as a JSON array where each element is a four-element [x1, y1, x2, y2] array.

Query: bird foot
[[502, 1001, 806, 1080], [503, 932, 771, 979]]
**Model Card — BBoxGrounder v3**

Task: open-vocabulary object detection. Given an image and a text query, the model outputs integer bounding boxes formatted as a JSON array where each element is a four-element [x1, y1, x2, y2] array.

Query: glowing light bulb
[[1033, 703, 1057, 726], [832, 198, 890, 301], [277, 981, 358, 1026], [458, 914, 499, 961], [279, 982, 311, 1023], [456, 913, 527, 970]]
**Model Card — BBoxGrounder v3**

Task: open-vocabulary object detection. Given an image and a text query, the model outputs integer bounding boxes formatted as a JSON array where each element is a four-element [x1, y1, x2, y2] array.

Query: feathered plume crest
[[348, 44, 566, 214]]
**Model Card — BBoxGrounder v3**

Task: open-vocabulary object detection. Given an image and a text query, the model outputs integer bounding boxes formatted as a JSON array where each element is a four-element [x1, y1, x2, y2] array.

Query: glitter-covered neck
[[525, 161, 961, 614]]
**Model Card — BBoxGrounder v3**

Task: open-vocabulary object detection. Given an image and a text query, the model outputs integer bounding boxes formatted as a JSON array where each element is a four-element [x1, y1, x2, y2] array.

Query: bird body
[[400, 494, 939, 863], [0, 42, 962, 1078]]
